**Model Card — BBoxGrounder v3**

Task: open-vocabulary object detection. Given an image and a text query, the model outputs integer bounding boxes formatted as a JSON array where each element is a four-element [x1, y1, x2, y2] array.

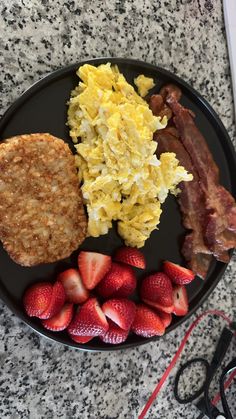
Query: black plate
[[0, 58, 235, 351]]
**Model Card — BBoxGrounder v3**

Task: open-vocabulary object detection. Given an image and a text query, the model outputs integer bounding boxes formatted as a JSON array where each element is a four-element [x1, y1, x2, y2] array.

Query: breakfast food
[[134, 74, 155, 97], [150, 85, 236, 278], [67, 63, 192, 248], [22, 248, 194, 345], [114, 246, 146, 269], [0, 133, 87, 266]]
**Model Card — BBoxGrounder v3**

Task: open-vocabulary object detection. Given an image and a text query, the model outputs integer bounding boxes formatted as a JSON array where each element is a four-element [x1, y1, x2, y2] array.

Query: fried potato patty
[[0, 133, 87, 266]]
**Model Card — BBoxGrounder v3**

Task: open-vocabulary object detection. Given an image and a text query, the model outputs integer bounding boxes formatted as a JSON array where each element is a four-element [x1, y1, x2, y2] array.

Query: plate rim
[[0, 57, 235, 352]]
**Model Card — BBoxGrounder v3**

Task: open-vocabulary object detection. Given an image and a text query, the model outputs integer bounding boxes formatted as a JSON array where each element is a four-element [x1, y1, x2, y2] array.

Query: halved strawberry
[[57, 268, 89, 304], [114, 247, 146, 269], [172, 285, 189, 316], [42, 303, 73, 331], [38, 281, 66, 320], [67, 297, 108, 336], [155, 310, 172, 328], [140, 273, 173, 307], [78, 251, 112, 290], [100, 320, 129, 344], [142, 299, 174, 314], [131, 304, 165, 338], [69, 334, 94, 344], [96, 262, 125, 298], [163, 261, 195, 285], [97, 262, 136, 298], [102, 299, 136, 331], [23, 282, 53, 317]]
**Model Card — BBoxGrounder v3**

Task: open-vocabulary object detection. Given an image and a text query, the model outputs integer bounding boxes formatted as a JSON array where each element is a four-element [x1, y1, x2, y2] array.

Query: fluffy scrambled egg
[[134, 75, 155, 97], [67, 63, 192, 248]]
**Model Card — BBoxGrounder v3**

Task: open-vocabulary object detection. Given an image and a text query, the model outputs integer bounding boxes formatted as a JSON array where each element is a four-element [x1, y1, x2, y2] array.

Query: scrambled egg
[[67, 63, 192, 248], [134, 75, 155, 97]]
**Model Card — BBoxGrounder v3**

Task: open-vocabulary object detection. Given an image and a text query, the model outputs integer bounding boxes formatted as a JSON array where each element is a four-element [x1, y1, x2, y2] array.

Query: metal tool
[[174, 325, 236, 418]]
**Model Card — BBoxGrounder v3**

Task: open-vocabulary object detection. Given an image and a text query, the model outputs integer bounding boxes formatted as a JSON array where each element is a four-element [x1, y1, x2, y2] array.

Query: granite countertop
[[0, 1, 236, 418]]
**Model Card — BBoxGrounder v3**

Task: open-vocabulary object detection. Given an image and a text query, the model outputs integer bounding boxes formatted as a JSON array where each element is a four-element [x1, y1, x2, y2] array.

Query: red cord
[[138, 310, 233, 419], [211, 370, 236, 406]]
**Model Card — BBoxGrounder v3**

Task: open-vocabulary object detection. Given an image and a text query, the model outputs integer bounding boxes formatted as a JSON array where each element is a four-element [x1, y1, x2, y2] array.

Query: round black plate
[[0, 58, 235, 351]]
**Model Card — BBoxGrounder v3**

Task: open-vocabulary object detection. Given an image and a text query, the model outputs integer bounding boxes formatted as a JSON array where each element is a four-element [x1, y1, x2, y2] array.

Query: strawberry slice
[[42, 303, 73, 331], [100, 320, 129, 344], [57, 268, 89, 304], [23, 282, 53, 317], [163, 261, 195, 285], [172, 285, 189, 316], [155, 310, 172, 328], [142, 298, 174, 314], [67, 297, 108, 336], [102, 299, 136, 331], [97, 262, 136, 298], [131, 304, 165, 338], [140, 273, 173, 307], [69, 334, 94, 344], [78, 251, 112, 290], [96, 262, 125, 298], [114, 247, 146, 269], [38, 281, 66, 320]]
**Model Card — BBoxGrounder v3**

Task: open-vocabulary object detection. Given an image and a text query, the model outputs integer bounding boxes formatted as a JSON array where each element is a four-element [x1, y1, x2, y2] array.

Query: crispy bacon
[[166, 93, 236, 262], [154, 125, 212, 279]]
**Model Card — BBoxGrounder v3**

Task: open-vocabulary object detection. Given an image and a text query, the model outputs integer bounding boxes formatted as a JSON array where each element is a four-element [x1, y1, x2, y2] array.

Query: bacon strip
[[166, 91, 236, 262], [154, 122, 212, 279]]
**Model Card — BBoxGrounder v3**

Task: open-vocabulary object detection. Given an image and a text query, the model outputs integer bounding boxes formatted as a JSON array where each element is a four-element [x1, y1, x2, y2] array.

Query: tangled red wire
[[138, 310, 236, 419]]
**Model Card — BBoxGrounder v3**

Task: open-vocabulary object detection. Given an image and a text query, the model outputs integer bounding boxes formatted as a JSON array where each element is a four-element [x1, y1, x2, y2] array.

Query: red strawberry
[[96, 262, 125, 298], [57, 268, 89, 304], [163, 261, 195, 285], [97, 262, 136, 298], [114, 247, 146, 269], [42, 303, 73, 331], [142, 298, 174, 314], [69, 334, 94, 344], [102, 299, 136, 331], [67, 298, 108, 336], [38, 281, 66, 320], [113, 265, 136, 298], [155, 310, 172, 328], [100, 320, 129, 344], [140, 273, 173, 307], [23, 282, 53, 317], [78, 251, 112, 290], [172, 285, 189, 316], [131, 304, 165, 338]]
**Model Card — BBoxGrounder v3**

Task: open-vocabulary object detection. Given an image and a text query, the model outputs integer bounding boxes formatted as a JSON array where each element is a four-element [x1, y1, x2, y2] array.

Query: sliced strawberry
[[78, 251, 112, 290], [102, 298, 136, 331], [42, 303, 73, 331], [114, 247, 146, 269], [163, 261, 195, 285], [69, 334, 94, 344], [142, 298, 174, 314], [57, 268, 89, 304], [155, 310, 172, 328], [140, 273, 173, 307], [23, 282, 53, 317], [96, 262, 125, 298], [172, 285, 189, 316], [38, 281, 66, 320], [131, 304, 165, 338], [113, 265, 136, 298], [97, 262, 136, 298], [100, 320, 129, 344], [67, 297, 108, 336]]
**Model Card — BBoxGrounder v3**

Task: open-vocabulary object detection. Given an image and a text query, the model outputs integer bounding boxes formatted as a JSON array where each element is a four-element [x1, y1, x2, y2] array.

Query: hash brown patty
[[0, 133, 87, 266]]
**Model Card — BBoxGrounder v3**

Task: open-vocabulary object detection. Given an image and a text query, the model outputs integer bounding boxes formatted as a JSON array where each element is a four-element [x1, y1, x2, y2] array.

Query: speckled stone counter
[[0, 1, 236, 418]]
